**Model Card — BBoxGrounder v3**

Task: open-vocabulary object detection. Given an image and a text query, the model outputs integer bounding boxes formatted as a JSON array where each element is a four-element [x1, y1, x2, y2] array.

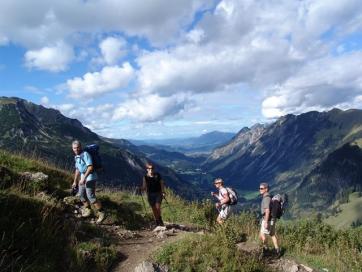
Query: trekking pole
[[162, 195, 176, 217]]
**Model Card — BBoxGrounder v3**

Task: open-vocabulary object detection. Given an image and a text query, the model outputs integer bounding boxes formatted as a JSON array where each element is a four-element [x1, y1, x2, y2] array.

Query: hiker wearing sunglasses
[[211, 178, 231, 224], [141, 162, 166, 226], [259, 182, 281, 258]]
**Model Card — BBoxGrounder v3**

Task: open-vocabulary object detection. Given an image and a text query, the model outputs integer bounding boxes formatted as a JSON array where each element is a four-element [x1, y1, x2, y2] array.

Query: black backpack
[[270, 194, 288, 219], [84, 144, 103, 171], [226, 187, 238, 205]]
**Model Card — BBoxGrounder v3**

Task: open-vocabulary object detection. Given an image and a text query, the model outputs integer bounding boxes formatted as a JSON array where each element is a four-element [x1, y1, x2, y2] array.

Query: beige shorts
[[260, 219, 276, 236], [218, 205, 232, 220]]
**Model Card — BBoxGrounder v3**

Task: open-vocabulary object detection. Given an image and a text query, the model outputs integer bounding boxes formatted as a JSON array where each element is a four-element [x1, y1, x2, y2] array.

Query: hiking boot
[[258, 247, 267, 260], [96, 211, 105, 224], [274, 248, 282, 258], [81, 207, 91, 218], [158, 217, 164, 226]]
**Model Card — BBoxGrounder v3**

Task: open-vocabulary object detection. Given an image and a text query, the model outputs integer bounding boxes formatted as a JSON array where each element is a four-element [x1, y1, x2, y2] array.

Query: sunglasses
[[259, 187, 266, 190], [146, 167, 153, 170]]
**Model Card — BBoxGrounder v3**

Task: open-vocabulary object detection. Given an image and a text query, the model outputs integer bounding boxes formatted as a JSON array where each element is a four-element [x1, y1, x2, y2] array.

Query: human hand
[[72, 182, 77, 188], [216, 202, 221, 209], [79, 176, 85, 185]]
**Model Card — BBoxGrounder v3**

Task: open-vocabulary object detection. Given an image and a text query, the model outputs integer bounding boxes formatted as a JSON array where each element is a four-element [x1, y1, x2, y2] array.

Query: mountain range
[[202, 109, 362, 215], [129, 131, 235, 154], [0, 97, 199, 198], [1, 96, 362, 218]]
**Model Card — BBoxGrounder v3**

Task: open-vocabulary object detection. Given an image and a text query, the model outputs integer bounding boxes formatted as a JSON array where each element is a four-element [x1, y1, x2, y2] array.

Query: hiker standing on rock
[[211, 178, 231, 224], [141, 162, 166, 226], [72, 140, 105, 224], [259, 182, 281, 257]]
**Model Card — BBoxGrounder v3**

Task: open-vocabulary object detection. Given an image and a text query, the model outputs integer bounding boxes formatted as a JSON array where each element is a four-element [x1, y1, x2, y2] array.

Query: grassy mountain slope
[[1, 151, 361, 272], [324, 192, 362, 229], [0, 150, 207, 271]]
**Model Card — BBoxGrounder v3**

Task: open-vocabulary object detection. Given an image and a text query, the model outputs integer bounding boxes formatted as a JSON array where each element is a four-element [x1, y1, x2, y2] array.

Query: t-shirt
[[218, 187, 229, 205], [144, 173, 162, 193], [75, 151, 97, 182], [261, 193, 271, 216]]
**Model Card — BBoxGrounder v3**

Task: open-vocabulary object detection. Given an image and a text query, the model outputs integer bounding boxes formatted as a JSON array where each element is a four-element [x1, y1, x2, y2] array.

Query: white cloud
[[262, 51, 362, 118], [24, 41, 74, 72], [113, 94, 188, 122], [40, 96, 49, 105], [100, 36, 127, 65], [0, 0, 213, 47], [53, 103, 114, 130], [67, 62, 134, 98], [127, 0, 362, 121]]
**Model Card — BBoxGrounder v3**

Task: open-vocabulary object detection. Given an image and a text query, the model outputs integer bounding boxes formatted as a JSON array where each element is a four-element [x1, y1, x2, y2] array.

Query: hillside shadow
[[100, 197, 151, 230]]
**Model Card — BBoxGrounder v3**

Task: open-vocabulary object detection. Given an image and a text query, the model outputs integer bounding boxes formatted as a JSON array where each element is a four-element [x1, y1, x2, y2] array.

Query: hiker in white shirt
[[211, 178, 231, 224]]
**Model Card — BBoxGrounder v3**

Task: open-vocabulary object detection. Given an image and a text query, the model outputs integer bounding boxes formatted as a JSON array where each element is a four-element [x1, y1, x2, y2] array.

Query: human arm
[[73, 169, 80, 188], [78, 151, 94, 185], [79, 165, 94, 185], [160, 178, 166, 197], [141, 176, 147, 193], [264, 208, 270, 227], [262, 196, 271, 228]]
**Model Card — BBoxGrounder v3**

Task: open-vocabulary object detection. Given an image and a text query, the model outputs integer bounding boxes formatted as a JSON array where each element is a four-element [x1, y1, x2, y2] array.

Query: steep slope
[[0, 97, 198, 198], [203, 109, 362, 213], [294, 143, 362, 213]]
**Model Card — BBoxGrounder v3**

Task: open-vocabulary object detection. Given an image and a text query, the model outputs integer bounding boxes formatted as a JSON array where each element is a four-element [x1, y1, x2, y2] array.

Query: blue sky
[[1, 0, 362, 140]]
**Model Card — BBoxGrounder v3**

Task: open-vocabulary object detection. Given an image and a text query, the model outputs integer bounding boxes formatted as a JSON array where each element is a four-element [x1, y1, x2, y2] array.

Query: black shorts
[[147, 192, 162, 207]]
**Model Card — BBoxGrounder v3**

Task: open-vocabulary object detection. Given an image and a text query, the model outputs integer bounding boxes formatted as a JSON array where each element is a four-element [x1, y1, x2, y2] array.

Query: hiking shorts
[[79, 179, 97, 204], [260, 219, 276, 236], [147, 192, 162, 207], [218, 205, 232, 220]]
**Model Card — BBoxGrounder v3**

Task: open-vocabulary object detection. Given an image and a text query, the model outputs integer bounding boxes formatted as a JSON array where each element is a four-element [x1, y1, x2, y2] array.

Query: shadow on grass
[[100, 196, 152, 230], [0, 192, 75, 272]]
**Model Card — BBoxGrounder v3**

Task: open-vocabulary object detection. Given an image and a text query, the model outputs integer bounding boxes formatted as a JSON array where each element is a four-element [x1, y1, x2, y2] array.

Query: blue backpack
[[84, 144, 103, 171]]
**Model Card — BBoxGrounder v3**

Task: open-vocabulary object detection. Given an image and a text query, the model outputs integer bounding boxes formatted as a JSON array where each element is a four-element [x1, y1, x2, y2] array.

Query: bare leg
[[271, 235, 279, 249]]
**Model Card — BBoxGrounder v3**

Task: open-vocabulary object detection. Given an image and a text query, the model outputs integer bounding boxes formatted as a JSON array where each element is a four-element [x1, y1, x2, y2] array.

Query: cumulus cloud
[[100, 36, 127, 65], [128, 0, 362, 121], [0, 0, 213, 47], [53, 103, 114, 130], [262, 51, 362, 118], [67, 62, 134, 98], [24, 41, 74, 72], [113, 94, 188, 122], [40, 96, 49, 105], [2, 0, 362, 128]]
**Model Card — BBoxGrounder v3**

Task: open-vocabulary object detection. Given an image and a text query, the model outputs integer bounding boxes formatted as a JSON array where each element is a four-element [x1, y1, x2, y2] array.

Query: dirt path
[[110, 226, 190, 272]]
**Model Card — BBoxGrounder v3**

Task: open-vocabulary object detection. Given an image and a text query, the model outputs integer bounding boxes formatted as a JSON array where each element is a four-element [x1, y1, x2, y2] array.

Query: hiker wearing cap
[[211, 178, 231, 224], [72, 140, 105, 224], [259, 182, 281, 258], [141, 162, 166, 226]]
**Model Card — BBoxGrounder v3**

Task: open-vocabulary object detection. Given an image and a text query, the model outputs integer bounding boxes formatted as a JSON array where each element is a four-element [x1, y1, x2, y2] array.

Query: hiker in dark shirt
[[141, 162, 166, 226], [259, 182, 280, 258]]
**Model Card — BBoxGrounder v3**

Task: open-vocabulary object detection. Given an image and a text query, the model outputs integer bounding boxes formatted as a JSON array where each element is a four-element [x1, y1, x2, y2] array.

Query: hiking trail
[[104, 224, 195, 272]]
